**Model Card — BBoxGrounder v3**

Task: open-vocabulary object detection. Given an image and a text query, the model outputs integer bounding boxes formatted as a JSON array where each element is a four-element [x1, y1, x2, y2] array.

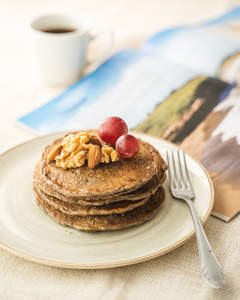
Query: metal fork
[[167, 150, 226, 289]]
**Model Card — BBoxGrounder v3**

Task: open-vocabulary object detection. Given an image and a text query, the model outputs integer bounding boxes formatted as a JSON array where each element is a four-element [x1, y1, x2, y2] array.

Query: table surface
[[1, 0, 240, 299]]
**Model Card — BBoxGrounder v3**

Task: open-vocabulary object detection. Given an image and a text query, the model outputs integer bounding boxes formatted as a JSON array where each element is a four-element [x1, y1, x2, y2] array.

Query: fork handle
[[183, 197, 226, 289]]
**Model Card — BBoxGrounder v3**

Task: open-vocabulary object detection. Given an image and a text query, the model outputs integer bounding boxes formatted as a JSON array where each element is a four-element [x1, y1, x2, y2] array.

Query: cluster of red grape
[[98, 117, 140, 159]]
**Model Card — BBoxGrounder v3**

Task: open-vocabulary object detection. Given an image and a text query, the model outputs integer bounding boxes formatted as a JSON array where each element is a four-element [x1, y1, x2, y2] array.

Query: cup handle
[[86, 29, 114, 66]]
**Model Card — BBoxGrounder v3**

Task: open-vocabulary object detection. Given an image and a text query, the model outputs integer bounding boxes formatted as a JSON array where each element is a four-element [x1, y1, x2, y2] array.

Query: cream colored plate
[[0, 132, 214, 269]]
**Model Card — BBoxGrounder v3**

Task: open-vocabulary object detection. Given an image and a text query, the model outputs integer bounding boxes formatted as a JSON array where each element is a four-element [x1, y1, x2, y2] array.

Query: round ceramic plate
[[0, 132, 214, 269]]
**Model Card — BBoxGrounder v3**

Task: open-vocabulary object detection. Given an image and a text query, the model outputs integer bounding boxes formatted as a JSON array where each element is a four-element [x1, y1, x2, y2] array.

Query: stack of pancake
[[33, 132, 168, 232]]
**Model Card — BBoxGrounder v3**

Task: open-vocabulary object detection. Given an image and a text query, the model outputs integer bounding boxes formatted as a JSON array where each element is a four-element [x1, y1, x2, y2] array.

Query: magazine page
[[135, 9, 240, 221], [16, 49, 201, 135], [136, 75, 240, 222], [141, 7, 240, 81]]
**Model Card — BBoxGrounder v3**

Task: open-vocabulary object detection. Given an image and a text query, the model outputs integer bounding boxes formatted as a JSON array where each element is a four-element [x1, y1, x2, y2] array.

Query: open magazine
[[16, 7, 240, 222]]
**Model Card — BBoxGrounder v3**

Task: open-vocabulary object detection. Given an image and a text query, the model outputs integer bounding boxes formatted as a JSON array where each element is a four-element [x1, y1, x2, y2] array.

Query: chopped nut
[[47, 144, 63, 162], [90, 135, 102, 147], [101, 145, 119, 163], [88, 145, 101, 169], [102, 151, 110, 163], [80, 135, 90, 144], [111, 150, 119, 162], [54, 132, 119, 169]]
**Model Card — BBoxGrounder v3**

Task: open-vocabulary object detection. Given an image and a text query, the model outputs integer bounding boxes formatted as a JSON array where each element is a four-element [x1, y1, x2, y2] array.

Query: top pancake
[[41, 134, 160, 198], [34, 161, 167, 205]]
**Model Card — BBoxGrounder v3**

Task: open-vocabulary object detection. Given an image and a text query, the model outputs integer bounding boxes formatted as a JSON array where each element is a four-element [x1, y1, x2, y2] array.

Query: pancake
[[41, 137, 161, 198], [34, 186, 166, 232], [34, 184, 151, 216], [34, 161, 167, 205]]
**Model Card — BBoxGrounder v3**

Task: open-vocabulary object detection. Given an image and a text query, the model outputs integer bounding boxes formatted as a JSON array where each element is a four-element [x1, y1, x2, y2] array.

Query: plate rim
[[0, 131, 214, 269]]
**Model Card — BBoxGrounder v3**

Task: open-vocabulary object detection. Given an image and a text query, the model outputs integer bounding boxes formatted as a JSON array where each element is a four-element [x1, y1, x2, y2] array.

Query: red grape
[[116, 134, 140, 158], [98, 117, 128, 145]]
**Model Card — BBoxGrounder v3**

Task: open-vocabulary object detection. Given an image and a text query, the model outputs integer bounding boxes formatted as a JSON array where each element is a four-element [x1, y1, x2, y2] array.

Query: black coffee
[[42, 28, 77, 34]]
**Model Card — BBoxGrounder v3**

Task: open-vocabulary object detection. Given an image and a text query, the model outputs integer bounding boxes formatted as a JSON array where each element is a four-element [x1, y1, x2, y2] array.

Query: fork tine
[[182, 150, 191, 187], [171, 150, 179, 188], [177, 150, 184, 188], [166, 151, 174, 191]]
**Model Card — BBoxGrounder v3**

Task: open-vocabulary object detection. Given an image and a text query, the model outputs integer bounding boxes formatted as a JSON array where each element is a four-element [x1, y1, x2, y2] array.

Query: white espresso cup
[[29, 13, 114, 85]]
